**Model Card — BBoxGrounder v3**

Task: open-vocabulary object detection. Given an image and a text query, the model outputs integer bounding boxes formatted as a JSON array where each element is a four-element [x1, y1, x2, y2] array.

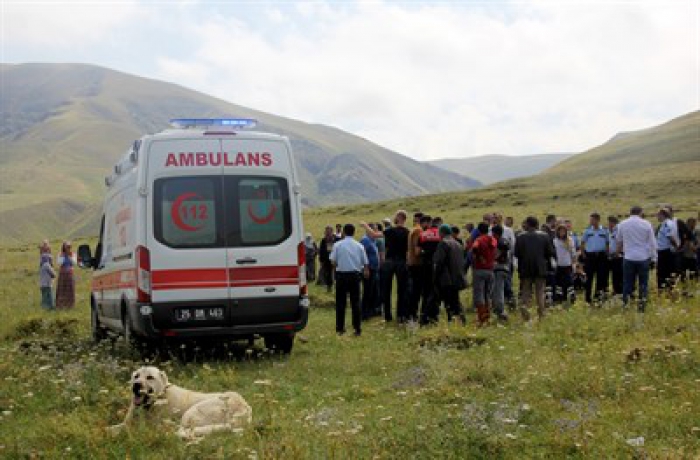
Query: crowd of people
[[307, 206, 699, 336], [38, 240, 77, 310]]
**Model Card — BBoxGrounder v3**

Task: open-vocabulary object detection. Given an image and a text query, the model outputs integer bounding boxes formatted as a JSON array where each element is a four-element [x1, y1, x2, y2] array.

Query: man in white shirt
[[616, 206, 657, 311], [330, 224, 369, 336]]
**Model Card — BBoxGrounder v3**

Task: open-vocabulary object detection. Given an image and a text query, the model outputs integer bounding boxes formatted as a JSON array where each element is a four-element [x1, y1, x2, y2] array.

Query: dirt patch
[[418, 333, 487, 350]]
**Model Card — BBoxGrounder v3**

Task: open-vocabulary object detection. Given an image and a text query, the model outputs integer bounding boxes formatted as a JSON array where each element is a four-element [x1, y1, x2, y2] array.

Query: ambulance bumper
[[132, 298, 309, 339]]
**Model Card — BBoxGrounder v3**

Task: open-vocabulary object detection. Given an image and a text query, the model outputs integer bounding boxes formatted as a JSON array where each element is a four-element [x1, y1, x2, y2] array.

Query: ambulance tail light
[[136, 246, 152, 303], [297, 242, 308, 297]]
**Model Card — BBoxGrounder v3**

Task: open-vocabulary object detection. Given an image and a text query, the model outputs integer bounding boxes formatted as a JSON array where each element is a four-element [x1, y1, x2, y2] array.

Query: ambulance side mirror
[[77, 244, 94, 269]]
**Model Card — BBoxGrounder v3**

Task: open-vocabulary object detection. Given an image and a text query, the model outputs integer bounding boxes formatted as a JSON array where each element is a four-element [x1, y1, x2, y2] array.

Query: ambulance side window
[[227, 176, 291, 247], [154, 177, 221, 248]]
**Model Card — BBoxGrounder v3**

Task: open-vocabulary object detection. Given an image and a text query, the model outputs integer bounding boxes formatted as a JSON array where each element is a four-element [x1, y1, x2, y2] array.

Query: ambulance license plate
[[174, 307, 225, 322]]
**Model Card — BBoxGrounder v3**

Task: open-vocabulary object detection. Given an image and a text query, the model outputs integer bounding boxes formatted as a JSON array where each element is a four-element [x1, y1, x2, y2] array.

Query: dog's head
[[130, 366, 168, 409]]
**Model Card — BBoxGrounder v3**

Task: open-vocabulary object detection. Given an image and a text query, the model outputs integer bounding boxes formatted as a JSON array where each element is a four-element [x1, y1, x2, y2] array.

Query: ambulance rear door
[[220, 138, 302, 326], [146, 138, 229, 326]]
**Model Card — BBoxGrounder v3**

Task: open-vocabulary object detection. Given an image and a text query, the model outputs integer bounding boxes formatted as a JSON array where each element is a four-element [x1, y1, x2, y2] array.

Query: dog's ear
[[160, 370, 169, 385]]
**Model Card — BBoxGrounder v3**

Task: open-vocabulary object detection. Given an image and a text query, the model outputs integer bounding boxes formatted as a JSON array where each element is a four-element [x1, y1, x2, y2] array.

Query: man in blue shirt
[[360, 225, 380, 320], [656, 208, 679, 291], [330, 224, 369, 336], [580, 212, 610, 304], [607, 215, 623, 296]]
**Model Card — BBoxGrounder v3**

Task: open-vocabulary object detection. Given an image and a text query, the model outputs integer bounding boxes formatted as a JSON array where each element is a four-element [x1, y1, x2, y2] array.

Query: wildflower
[[626, 436, 644, 447]]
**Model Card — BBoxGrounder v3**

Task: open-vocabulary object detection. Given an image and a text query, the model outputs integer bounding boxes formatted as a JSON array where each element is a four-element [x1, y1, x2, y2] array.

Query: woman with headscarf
[[553, 224, 576, 304], [39, 252, 56, 310], [304, 233, 318, 282], [55, 241, 77, 309]]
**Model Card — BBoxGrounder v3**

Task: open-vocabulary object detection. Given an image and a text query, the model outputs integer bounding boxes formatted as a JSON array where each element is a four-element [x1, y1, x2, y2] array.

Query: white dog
[[114, 366, 252, 439]]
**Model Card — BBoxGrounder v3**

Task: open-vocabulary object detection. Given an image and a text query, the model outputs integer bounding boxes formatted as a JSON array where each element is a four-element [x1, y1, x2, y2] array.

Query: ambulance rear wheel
[[91, 305, 107, 343], [264, 333, 294, 354], [122, 308, 144, 350]]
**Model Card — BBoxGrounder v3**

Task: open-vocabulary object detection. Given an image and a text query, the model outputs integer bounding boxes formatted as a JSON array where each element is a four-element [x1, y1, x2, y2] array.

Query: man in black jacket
[[514, 216, 555, 321], [434, 224, 467, 324]]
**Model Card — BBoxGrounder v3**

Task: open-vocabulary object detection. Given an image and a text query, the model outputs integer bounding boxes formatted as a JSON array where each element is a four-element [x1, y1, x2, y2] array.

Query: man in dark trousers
[[330, 224, 369, 336], [607, 215, 623, 296], [407, 212, 425, 322], [418, 215, 441, 324], [364, 211, 410, 323], [434, 224, 467, 324], [514, 216, 555, 321], [580, 212, 610, 304]]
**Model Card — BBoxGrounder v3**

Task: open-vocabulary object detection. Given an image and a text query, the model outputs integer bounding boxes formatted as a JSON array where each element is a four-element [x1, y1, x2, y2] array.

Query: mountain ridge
[[427, 153, 574, 184], [0, 62, 480, 244]]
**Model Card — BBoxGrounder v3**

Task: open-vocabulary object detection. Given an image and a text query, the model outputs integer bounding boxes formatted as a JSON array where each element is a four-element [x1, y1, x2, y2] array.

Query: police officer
[[580, 212, 610, 304], [607, 216, 623, 296], [656, 208, 679, 291], [330, 224, 369, 336]]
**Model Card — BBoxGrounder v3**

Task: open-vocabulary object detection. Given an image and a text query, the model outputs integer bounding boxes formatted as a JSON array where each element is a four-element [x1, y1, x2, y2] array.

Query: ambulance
[[78, 119, 309, 353]]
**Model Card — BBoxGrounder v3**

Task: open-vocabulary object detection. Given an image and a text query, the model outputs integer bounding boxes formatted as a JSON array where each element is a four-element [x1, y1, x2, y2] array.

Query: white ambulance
[[78, 119, 309, 353]]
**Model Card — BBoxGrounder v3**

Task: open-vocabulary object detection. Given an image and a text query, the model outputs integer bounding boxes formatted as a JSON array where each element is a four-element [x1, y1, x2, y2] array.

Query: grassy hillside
[[0, 63, 478, 245], [1, 240, 699, 458], [428, 153, 574, 185], [544, 111, 699, 180]]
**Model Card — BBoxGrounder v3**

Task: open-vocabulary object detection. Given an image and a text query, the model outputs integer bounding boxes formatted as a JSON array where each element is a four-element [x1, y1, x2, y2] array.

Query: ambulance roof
[[148, 129, 286, 142]]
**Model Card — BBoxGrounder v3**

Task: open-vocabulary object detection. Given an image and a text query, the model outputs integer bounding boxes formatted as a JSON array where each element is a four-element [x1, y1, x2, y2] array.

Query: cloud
[[4, 1, 698, 160], [3, 0, 140, 48], [150, 1, 697, 159]]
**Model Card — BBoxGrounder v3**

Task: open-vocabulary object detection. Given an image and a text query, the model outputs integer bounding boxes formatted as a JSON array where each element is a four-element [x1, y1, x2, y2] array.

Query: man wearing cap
[[330, 224, 369, 336], [580, 213, 610, 304], [433, 224, 467, 324]]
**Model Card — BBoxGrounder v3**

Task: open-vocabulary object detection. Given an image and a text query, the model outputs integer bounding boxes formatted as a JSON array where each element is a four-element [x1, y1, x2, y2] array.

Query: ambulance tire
[[264, 333, 295, 354], [122, 307, 146, 351], [90, 303, 107, 344]]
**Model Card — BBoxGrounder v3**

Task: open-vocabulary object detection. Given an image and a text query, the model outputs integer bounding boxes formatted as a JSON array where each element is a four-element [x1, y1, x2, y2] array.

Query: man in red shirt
[[470, 222, 497, 326]]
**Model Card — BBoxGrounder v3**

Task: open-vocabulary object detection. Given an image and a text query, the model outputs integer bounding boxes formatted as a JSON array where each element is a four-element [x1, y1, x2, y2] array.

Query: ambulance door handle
[[235, 257, 257, 265]]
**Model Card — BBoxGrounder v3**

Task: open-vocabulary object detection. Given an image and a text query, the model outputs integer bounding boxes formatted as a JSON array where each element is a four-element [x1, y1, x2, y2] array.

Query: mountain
[[427, 153, 574, 185], [541, 111, 699, 180], [0, 63, 479, 244], [304, 110, 700, 233]]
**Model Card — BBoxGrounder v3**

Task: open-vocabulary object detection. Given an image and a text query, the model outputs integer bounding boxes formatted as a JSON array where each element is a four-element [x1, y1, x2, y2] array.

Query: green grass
[[1, 242, 699, 458]]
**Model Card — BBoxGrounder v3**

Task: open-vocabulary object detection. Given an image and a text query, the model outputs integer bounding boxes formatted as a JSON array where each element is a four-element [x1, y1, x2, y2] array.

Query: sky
[[3, 0, 699, 161]]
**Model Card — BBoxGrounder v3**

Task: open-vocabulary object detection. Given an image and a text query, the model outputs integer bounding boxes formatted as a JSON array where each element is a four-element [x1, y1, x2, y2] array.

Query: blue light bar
[[169, 118, 257, 129]]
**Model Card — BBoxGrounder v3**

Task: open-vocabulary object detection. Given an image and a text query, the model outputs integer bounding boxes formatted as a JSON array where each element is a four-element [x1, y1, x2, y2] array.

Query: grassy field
[[1, 241, 699, 459]]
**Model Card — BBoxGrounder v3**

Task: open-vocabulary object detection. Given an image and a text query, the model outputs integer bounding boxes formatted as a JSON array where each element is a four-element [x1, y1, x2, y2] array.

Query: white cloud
[[151, 1, 698, 160], [3, 0, 140, 48], [4, 1, 698, 160]]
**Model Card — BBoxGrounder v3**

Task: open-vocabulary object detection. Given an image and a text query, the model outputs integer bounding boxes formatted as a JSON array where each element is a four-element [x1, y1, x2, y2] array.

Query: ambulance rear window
[[154, 175, 291, 249], [231, 177, 291, 246], [154, 177, 221, 248]]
